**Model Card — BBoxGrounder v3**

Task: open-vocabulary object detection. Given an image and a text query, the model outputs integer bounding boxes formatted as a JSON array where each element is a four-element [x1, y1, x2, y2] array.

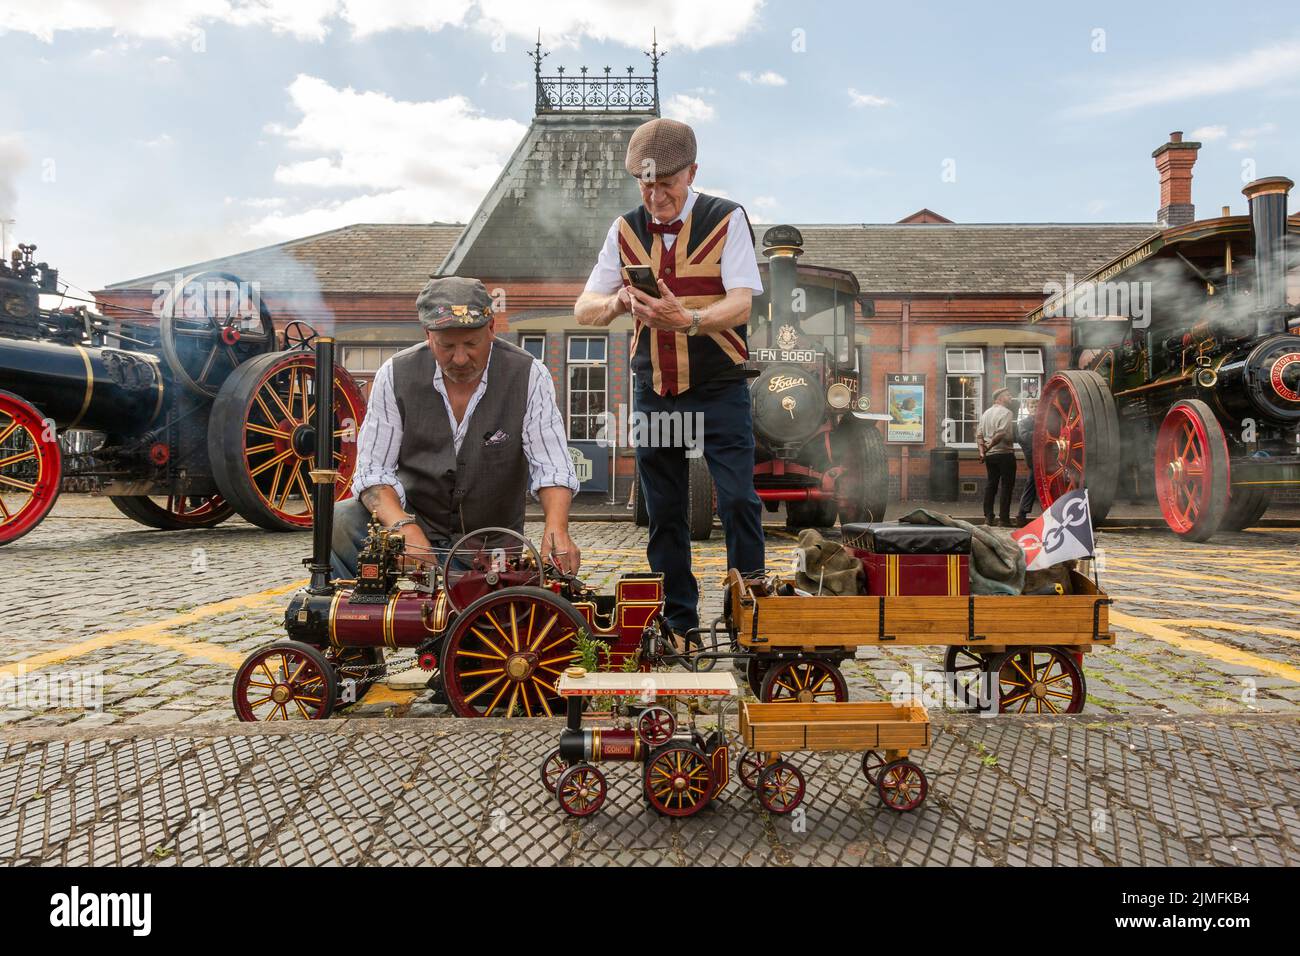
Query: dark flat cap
[[416, 276, 494, 330], [625, 118, 697, 180]]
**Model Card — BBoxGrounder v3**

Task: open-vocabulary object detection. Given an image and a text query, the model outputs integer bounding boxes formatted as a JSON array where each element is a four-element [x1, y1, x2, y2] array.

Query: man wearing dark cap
[[331, 276, 580, 576], [575, 117, 765, 643], [976, 387, 1018, 527]]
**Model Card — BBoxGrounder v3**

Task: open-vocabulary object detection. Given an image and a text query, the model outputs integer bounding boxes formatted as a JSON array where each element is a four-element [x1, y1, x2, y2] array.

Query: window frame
[[944, 348, 985, 448], [566, 335, 608, 440]]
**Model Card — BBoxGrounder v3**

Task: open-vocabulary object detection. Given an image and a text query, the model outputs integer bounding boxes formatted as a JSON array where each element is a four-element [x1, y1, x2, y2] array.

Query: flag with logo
[[1010, 489, 1095, 571]]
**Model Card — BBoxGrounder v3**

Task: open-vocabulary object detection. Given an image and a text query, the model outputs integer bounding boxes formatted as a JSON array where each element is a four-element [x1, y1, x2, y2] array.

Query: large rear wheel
[[0, 390, 62, 546], [108, 494, 234, 530], [831, 418, 888, 525], [1221, 486, 1272, 531], [1033, 370, 1119, 521], [1153, 399, 1229, 542]]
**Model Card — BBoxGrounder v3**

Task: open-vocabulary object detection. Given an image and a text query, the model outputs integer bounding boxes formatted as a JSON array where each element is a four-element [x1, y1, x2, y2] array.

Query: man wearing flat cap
[[575, 117, 765, 643], [332, 276, 580, 576]]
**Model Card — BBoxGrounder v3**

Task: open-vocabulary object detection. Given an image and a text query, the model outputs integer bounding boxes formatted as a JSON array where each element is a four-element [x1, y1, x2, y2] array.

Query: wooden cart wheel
[[745, 658, 771, 696], [759, 658, 848, 703], [540, 748, 569, 794], [556, 763, 606, 817], [861, 750, 886, 784], [232, 641, 336, 721], [0, 389, 62, 546], [1033, 370, 1119, 522], [757, 760, 806, 814], [327, 646, 385, 705], [991, 647, 1085, 714], [439, 586, 585, 718], [1154, 399, 1229, 542], [737, 750, 766, 791], [644, 744, 716, 817], [877, 759, 927, 812], [108, 494, 235, 530], [637, 705, 677, 747], [942, 646, 993, 711]]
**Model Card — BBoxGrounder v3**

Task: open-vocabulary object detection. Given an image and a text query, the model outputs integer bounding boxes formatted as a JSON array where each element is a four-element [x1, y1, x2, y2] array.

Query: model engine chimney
[[1242, 176, 1295, 336]]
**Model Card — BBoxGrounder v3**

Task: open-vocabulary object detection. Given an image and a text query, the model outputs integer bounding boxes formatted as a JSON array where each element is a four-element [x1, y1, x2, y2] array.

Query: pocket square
[[483, 429, 509, 446]]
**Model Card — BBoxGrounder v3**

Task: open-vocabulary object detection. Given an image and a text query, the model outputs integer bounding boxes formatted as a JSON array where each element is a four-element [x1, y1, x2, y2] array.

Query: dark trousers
[[1017, 442, 1039, 519], [635, 378, 765, 634], [983, 452, 1017, 523]]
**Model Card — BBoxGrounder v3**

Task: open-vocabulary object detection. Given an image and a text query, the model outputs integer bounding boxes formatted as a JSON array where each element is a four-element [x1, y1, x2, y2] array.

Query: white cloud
[[1229, 122, 1278, 151], [135, 133, 174, 148], [1075, 40, 1300, 115], [739, 70, 786, 86], [248, 74, 524, 239], [0, 0, 763, 48], [752, 195, 777, 208], [1190, 125, 1227, 141], [847, 88, 891, 108], [663, 93, 715, 123]]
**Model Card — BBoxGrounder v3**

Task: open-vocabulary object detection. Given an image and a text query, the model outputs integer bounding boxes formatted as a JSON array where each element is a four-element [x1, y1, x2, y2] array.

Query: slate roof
[[436, 112, 647, 281], [103, 223, 466, 294]]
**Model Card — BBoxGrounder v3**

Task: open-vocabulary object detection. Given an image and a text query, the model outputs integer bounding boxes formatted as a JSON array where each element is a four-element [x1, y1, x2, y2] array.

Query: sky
[[0, 0, 1296, 293]]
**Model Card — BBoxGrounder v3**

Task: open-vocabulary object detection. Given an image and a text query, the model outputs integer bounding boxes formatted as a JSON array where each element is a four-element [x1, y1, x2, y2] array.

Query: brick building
[[98, 54, 1216, 507]]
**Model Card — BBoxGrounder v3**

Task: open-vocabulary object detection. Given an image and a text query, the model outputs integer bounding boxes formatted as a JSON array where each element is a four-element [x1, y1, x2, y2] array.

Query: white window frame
[[1004, 347, 1044, 375], [944, 349, 985, 448], [341, 345, 405, 374], [520, 334, 546, 362], [566, 335, 608, 440]]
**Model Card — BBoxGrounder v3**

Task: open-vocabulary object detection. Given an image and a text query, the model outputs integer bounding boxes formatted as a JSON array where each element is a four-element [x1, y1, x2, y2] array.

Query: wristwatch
[[687, 310, 702, 336]]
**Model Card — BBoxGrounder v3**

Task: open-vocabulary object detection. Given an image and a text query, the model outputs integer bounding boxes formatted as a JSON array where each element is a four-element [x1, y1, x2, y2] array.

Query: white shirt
[[583, 189, 764, 295], [351, 343, 579, 505]]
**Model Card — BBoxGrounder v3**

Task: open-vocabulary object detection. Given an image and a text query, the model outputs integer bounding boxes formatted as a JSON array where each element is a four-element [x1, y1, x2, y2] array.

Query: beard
[[442, 363, 482, 384]]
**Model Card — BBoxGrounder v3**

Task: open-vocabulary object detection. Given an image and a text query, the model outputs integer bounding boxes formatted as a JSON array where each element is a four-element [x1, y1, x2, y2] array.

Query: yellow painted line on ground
[[1110, 609, 1300, 684], [1129, 595, 1300, 617], [356, 685, 417, 708], [1104, 559, 1300, 600], [0, 579, 305, 678], [1151, 618, 1300, 642], [1101, 571, 1295, 600]]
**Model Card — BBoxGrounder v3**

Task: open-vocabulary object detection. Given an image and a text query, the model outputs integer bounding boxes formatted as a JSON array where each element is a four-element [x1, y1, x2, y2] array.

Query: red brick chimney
[[1152, 131, 1201, 228]]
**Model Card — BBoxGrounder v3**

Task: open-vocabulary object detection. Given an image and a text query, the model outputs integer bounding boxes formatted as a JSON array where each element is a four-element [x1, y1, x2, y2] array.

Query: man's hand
[[541, 525, 581, 575], [398, 522, 438, 570], [628, 281, 690, 332]]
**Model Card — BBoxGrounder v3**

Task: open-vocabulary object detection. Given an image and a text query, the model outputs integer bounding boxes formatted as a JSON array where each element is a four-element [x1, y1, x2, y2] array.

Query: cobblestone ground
[[1, 496, 1298, 865]]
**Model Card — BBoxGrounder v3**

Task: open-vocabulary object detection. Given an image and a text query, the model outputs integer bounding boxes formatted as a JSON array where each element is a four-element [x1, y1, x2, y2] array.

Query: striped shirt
[[351, 343, 579, 505]]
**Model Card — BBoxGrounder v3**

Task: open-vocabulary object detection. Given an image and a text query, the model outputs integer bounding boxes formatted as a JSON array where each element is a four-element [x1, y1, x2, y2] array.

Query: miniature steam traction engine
[[1030, 175, 1300, 540], [0, 245, 365, 543]]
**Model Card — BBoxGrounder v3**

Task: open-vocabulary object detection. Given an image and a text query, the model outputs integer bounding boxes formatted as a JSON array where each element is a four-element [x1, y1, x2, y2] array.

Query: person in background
[[1014, 406, 1039, 527], [976, 387, 1017, 527]]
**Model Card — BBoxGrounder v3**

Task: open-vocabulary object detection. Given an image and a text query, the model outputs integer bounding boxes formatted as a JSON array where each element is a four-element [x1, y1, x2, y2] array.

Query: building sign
[[567, 441, 609, 493], [886, 373, 926, 443]]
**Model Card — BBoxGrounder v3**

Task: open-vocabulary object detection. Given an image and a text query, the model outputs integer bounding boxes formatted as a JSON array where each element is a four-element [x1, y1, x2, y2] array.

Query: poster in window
[[886, 373, 925, 443]]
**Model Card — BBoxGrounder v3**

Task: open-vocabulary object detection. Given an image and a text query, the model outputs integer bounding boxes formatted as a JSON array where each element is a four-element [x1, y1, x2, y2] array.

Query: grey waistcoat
[[390, 340, 533, 541]]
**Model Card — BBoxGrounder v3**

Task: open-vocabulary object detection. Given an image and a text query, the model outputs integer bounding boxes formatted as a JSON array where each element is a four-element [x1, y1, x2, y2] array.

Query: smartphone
[[621, 265, 661, 299]]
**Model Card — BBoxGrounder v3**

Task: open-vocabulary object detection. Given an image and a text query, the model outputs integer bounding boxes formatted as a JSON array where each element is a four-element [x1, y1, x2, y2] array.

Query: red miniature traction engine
[[231, 338, 672, 721]]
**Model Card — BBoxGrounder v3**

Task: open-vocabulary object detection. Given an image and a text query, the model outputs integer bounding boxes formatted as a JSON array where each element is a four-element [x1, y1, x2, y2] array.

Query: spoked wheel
[[687, 453, 714, 541], [1221, 486, 1272, 531], [327, 646, 386, 705], [830, 418, 888, 525], [637, 705, 677, 747], [737, 750, 767, 791], [757, 760, 806, 814], [1033, 370, 1119, 521], [861, 750, 886, 784], [443, 527, 543, 613], [108, 494, 235, 530], [232, 641, 336, 721], [1154, 399, 1229, 542], [991, 647, 1085, 714], [209, 351, 366, 531], [942, 646, 994, 711], [645, 744, 716, 817], [279, 320, 319, 351], [759, 658, 848, 703], [556, 763, 606, 817], [157, 270, 277, 397], [440, 586, 585, 718], [877, 760, 928, 812], [0, 390, 61, 545], [540, 749, 569, 794]]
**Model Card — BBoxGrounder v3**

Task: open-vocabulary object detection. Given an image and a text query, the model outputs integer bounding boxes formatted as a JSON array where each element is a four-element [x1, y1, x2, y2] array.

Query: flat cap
[[416, 276, 494, 331], [625, 118, 697, 180]]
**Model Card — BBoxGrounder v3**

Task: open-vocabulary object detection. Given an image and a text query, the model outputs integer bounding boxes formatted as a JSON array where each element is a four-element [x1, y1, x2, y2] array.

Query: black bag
[[842, 522, 972, 555]]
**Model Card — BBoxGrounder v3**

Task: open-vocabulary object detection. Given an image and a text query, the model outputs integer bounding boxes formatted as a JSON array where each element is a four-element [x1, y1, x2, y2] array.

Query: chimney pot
[[1170, 131, 1183, 143]]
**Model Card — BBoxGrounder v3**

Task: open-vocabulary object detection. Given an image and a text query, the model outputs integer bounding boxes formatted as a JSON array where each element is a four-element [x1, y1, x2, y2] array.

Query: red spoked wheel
[[232, 641, 336, 721], [737, 750, 767, 791], [440, 586, 585, 718], [759, 659, 848, 703], [644, 744, 716, 817], [637, 705, 677, 747], [991, 647, 1085, 714], [861, 750, 886, 784], [556, 763, 606, 817], [1153, 399, 1229, 542], [0, 390, 61, 546], [108, 494, 234, 530], [1033, 370, 1119, 521], [540, 749, 569, 794], [209, 351, 366, 531], [877, 760, 928, 812], [757, 760, 806, 814]]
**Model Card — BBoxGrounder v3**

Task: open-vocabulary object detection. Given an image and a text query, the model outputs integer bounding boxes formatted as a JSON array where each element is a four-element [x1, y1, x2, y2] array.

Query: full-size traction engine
[[0, 247, 365, 543], [1032, 176, 1300, 540]]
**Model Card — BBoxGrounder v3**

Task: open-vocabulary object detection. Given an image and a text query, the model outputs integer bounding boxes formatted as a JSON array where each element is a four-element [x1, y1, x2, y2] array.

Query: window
[[567, 335, 607, 440], [945, 348, 985, 446], [341, 345, 405, 373], [1004, 348, 1044, 420], [520, 334, 545, 361]]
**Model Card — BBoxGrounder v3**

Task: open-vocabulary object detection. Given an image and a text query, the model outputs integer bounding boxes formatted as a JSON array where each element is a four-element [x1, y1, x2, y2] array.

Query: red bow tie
[[647, 220, 683, 235]]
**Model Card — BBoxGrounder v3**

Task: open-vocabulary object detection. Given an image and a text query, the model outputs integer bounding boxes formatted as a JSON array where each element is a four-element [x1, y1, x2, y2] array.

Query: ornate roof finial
[[644, 29, 665, 113], [528, 29, 549, 83]]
